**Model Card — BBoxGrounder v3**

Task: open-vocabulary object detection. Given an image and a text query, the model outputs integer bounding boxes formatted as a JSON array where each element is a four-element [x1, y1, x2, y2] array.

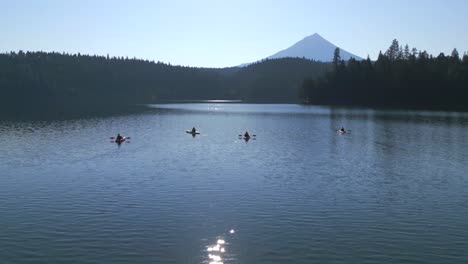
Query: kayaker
[[191, 127, 196, 133], [339, 127, 345, 133], [244, 131, 250, 138], [116, 133, 123, 141]]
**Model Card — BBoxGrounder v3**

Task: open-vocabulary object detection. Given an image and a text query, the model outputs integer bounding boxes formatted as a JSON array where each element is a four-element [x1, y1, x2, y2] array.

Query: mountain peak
[[302, 33, 324, 41], [307, 33, 322, 38], [267, 34, 362, 62]]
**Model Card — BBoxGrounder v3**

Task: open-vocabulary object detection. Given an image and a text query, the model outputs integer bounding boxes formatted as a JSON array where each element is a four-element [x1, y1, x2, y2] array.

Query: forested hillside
[[0, 52, 329, 117], [2, 39, 466, 119], [302, 40, 468, 111]]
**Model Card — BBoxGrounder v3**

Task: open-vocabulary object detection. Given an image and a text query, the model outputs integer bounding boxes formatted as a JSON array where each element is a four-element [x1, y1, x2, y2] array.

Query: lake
[[1, 103, 468, 264]]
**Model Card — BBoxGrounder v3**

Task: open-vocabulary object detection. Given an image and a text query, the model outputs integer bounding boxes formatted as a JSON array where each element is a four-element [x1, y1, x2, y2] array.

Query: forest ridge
[[0, 52, 328, 117], [302, 39, 468, 111], [1, 39, 467, 118]]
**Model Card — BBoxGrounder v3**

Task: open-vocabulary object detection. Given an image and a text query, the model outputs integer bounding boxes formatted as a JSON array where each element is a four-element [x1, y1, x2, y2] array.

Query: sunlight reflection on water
[[205, 230, 235, 264]]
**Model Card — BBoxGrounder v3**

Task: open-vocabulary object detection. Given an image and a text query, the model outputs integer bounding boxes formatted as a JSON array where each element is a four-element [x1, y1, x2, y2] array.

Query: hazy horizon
[[2, 0, 468, 67]]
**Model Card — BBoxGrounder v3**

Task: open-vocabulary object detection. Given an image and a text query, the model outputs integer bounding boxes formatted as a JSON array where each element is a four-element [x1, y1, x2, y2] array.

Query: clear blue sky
[[2, 0, 467, 67]]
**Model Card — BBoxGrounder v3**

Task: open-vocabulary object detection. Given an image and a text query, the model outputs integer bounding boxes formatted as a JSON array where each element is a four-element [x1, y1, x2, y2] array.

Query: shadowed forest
[[1, 39, 467, 118], [0, 53, 328, 118], [302, 39, 468, 111]]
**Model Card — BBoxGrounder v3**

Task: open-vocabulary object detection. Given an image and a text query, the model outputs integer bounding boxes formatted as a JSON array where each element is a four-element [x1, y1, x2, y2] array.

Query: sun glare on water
[[205, 229, 235, 264]]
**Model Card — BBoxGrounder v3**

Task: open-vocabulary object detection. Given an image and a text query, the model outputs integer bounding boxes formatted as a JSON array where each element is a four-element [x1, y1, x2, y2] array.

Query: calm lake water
[[1, 104, 468, 264]]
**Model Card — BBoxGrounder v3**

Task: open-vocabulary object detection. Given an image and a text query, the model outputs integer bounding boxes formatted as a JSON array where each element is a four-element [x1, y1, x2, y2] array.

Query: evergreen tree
[[333, 48, 341, 70], [385, 39, 400, 61], [451, 48, 460, 61], [419, 50, 429, 60], [397, 45, 404, 60], [403, 45, 410, 59], [377, 51, 385, 61]]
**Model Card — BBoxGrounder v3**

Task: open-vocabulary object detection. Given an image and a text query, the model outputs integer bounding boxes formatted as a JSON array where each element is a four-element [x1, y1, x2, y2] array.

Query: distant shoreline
[[300, 102, 468, 113], [160, 100, 243, 103], [152, 101, 468, 112], [2, 102, 468, 121]]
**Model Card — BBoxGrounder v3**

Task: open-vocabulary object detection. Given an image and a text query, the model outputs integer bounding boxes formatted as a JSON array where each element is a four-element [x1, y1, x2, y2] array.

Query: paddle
[[335, 129, 351, 133], [110, 136, 131, 144]]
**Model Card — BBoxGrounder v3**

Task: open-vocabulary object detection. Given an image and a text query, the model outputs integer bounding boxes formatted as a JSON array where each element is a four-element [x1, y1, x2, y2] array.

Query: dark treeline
[[228, 58, 330, 102], [302, 39, 468, 111], [0, 51, 222, 117], [0, 51, 328, 118]]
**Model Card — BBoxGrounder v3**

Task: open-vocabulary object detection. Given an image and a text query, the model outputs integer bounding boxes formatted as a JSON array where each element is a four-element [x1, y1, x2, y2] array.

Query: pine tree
[[377, 51, 385, 61], [437, 52, 446, 60], [403, 45, 410, 60], [411, 48, 418, 59], [397, 45, 404, 60], [385, 39, 400, 61], [451, 48, 460, 61], [333, 48, 341, 70], [419, 50, 429, 60]]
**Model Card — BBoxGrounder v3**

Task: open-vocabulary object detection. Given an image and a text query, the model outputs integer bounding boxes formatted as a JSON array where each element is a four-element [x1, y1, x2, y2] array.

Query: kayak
[[115, 137, 126, 143], [186, 130, 200, 135], [338, 130, 346, 134], [238, 134, 255, 140]]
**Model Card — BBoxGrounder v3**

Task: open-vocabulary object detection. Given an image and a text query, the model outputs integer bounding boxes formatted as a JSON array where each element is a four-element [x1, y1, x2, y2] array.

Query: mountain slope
[[267, 33, 362, 62]]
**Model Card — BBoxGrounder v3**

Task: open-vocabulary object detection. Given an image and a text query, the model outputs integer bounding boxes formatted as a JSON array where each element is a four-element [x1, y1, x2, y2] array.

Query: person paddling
[[244, 131, 250, 138], [191, 127, 197, 133], [339, 127, 345, 133], [116, 133, 123, 141]]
